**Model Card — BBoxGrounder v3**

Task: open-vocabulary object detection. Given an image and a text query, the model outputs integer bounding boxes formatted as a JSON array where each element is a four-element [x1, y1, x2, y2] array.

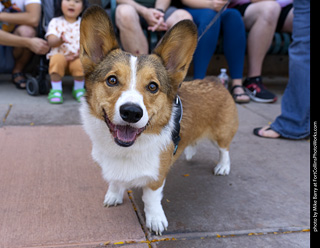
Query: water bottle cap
[[221, 68, 227, 73]]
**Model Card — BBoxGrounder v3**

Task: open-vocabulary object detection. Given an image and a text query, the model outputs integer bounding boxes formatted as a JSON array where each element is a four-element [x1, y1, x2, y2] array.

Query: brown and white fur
[[79, 6, 238, 235]]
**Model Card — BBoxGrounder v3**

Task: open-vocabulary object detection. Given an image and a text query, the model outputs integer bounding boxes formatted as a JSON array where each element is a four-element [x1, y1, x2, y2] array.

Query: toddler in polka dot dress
[[45, 0, 88, 104]]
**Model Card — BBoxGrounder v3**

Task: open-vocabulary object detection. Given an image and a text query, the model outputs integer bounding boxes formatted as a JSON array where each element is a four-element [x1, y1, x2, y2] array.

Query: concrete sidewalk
[[0, 76, 310, 248]]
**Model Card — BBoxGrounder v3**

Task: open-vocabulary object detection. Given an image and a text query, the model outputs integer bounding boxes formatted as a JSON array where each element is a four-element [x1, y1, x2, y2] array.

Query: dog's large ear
[[80, 5, 119, 73], [153, 20, 197, 88]]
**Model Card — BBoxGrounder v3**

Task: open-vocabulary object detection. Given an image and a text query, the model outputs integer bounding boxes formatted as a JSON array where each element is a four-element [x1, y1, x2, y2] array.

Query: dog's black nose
[[120, 103, 143, 123]]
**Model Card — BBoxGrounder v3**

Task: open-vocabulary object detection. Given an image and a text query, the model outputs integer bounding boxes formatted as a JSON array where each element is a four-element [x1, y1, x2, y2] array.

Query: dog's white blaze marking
[[130, 55, 138, 90], [113, 55, 149, 128]]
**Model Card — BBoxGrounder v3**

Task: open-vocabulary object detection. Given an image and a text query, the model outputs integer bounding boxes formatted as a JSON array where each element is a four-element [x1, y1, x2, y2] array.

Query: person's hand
[[143, 8, 168, 32], [148, 16, 168, 32], [60, 32, 70, 44], [26, 37, 50, 54], [210, 0, 228, 12], [64, 51, 79, 61]]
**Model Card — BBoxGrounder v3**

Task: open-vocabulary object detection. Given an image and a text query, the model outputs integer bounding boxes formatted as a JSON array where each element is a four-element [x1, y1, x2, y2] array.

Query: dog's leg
[[103, 182, 126, 207], [214, 147, 231, 176], [142, 181, 168, 235], [184, 145, 197, 161]]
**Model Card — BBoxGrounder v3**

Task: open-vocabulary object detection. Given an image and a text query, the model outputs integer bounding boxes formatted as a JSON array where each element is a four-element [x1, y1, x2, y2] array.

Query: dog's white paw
[[184, 145, 197, 161], [103, 191, 123, 207], [214, 148, 230, 176], [145, 210, 168, 236], [214, 162, 230, 176]]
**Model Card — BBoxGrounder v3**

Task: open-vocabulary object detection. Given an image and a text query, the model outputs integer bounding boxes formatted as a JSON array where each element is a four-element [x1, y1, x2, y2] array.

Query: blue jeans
[[185, 8, 246, 79], [270, 0, 310, 139]]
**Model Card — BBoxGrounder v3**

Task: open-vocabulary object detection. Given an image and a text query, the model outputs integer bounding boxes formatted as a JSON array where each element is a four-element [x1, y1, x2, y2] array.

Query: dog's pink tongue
[[116, 125, 138, 142]]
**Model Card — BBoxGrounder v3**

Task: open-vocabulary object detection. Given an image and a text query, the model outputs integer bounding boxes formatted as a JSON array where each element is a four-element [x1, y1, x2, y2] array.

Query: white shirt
[[0, 0, 41, 12], [45, 16, 81, 59]]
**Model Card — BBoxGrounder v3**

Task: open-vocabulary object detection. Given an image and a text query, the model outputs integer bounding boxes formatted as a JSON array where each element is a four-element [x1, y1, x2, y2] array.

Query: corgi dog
[[79, 6, 238, 235]]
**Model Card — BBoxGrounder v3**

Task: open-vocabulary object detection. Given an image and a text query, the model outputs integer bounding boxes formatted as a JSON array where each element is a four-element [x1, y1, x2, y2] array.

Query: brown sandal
[[12, 72, 27, 89], [230, 85, 250, 104]]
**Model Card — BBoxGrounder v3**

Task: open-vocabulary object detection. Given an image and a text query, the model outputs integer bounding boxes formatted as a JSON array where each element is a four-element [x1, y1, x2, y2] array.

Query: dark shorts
[[276, 4, 293, 32], [233, 3, 293, 32]]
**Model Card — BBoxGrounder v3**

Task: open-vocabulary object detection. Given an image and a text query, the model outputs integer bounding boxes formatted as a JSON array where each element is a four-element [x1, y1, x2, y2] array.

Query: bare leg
[[50, 73, 62, 82], [12, 25, 36, 87], [116, 4, 148, 55], [243, 2, 281, 77]]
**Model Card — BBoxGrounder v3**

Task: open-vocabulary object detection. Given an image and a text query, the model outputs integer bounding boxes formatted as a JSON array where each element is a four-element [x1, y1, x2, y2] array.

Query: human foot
[[48, 89, 63, 104], [230, 85, 250, 103], [253, 126, 280, 138], [12, 72, 26, 89]]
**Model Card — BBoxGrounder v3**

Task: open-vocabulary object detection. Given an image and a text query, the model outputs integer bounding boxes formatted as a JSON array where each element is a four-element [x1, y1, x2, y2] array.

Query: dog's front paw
[[103, 191, 123, 207], [214, 162, 230, 176], [145, 211, 168, 236]]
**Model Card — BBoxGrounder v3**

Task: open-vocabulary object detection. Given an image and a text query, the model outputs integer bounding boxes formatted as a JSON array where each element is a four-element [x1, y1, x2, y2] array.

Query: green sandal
[[72, 88, 86, 102], [48, 89, 63, 104]]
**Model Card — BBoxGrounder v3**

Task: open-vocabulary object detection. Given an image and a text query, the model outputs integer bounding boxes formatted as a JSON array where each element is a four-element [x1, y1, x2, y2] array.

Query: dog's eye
[[147, 82, 159, 93], [106, 76, 118, 86]]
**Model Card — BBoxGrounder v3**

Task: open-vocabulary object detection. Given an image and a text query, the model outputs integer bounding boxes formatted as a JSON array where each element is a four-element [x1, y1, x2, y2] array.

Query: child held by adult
[[45, 0, 88, 104]]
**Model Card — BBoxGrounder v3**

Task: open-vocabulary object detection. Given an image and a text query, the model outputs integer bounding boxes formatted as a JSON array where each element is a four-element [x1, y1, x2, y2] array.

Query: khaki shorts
[[49, 53, 84, 77]]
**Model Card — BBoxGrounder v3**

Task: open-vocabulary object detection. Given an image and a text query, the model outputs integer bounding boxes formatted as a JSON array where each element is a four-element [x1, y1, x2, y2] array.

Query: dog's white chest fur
[[80, 100, 173, 188]]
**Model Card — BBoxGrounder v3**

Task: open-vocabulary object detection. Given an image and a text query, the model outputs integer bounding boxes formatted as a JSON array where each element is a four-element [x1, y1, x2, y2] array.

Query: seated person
[[115, 0, 192, 55], [182, 0, 250, 103], [0, 0, 42, 89], [45, 0, 88, 104], [229, 0, 282, 103]]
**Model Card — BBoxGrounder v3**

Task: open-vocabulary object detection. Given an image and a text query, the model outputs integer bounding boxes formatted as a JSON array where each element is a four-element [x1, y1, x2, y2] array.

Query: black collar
[[172, 95, 183, 155]]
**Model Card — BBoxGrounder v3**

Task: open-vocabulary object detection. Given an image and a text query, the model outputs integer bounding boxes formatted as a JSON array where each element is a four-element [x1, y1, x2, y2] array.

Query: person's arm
[[181, 0, 228, 11], [0, 3, 41, 27], [46, 32, 70, 48], [0, 30, 49, 54]]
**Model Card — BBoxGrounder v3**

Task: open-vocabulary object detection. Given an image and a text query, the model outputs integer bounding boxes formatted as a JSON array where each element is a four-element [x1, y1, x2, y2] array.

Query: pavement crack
[[147, 227, 310, 244], [127, 190, 153, 248], [2, 104, 12, 124]]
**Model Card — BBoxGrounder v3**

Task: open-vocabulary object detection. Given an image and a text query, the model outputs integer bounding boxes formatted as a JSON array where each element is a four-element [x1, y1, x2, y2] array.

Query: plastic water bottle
[[218, 68, 229, 89]]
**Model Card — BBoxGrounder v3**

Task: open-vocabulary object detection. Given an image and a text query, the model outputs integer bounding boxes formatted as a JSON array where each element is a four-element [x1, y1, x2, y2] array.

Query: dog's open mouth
[[103, 111, 146, 147]]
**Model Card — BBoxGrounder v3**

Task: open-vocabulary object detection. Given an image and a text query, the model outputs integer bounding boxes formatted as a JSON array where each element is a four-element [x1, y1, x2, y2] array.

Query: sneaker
[[243, 76, 277, 103]]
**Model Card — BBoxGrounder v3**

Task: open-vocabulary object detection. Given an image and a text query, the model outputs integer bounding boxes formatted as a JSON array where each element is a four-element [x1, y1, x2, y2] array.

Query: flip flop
[[48, 89, 63, 104], [253, 126, 281, 139], [72, 88, 86, 102]]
